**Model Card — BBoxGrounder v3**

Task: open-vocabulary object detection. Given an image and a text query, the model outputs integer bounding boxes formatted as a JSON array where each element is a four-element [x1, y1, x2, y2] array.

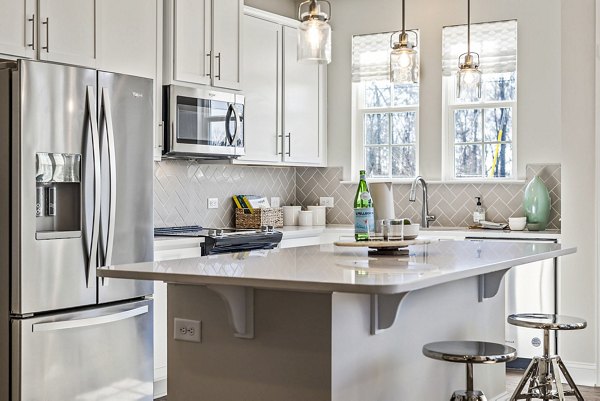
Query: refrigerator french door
[[0, 60, 154, 401], [466, 237, 557, 367]]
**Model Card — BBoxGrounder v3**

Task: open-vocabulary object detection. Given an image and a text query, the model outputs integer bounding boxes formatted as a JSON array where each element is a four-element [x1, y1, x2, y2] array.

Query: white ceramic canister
[[298, 210, 313, 226], [283, 205, 302, 226], [307, 205, 326, 226]]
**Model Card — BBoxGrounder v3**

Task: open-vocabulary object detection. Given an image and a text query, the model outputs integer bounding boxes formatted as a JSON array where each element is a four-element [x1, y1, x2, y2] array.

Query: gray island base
[[98, 241, 576, 401]]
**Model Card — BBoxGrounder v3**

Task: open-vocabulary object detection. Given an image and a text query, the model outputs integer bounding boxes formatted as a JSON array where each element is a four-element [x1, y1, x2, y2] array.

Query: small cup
[[307, 205, 326, 226], [298, 210, 313, 226], [509, 217, 527, 231], [283, 206, 302, 226]]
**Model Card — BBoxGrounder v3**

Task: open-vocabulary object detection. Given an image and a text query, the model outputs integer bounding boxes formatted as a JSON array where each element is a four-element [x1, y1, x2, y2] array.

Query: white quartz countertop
[[101, 240, 574, 295]]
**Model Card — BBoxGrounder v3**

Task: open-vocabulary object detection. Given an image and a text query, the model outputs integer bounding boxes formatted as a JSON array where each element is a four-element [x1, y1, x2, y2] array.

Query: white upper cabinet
[[97, 0, 159, 79], [282, 26, 322, 165], [172, 0, 211, 85], [237, 15, 281, 163], [211, 0, 242, 90], [38, 0, 96, 68], [236, 8, 326, 167], [0, 0, 36, 59], [166, 0, 242, 90]]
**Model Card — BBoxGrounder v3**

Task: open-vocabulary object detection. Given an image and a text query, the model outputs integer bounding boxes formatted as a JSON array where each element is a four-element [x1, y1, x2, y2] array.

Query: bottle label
[[359, 191, 371, 201], [354, 207, 375, 234]]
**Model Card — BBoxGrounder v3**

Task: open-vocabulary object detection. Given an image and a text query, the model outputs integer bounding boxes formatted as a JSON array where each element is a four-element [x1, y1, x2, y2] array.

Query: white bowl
[[389, 222, 420, 239], [508, 217, 527, 231]]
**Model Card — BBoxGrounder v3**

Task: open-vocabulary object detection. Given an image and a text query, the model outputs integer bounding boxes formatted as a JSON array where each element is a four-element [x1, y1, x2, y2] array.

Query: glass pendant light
[[297, 0, 332, 64], [389, 0, 419, 83], [457, 0, 482, 99]]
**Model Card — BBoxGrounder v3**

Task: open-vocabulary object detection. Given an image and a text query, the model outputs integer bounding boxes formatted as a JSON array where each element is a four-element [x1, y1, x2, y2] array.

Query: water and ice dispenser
[[35, 152, 82, 239]]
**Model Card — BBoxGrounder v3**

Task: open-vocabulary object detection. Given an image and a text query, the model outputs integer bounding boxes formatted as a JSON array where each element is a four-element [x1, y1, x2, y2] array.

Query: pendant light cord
[[402, 0, 406, 34], [467, 0, 471, 55]]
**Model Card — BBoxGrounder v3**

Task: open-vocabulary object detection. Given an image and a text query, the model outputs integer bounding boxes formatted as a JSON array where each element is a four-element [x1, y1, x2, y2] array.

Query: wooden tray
[[334, 238, 430, 255]]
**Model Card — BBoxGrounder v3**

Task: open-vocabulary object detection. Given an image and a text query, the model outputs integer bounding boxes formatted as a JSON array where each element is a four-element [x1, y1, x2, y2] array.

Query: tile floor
[[155, 372, 600, 400]]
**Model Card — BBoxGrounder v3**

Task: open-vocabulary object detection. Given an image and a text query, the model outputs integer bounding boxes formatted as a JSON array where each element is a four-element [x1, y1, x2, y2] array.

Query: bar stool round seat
[[423, 341, 517, 401], [508, 313, 587, 400], [507, 313, 587, 331]]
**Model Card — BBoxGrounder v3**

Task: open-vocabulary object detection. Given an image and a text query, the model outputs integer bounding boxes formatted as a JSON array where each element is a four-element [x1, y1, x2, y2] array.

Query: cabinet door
[[173, 0, 211, 85], [97, 0, 158, 79], [237, 15, 281, 163], [212, 0, 242, 90], [38, 0, 96, 68], [0, 0, 36, 58], [282, 27, 322, 164]]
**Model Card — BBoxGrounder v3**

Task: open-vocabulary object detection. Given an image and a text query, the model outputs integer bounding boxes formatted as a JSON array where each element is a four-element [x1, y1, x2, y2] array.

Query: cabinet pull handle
[[215, 52, 221, 80], [277, 134, 282, 155], [42, 17, 49, 52], [27, 14, 35, 50], [206, 51, 211, 77], [286, 133, 291, 156]]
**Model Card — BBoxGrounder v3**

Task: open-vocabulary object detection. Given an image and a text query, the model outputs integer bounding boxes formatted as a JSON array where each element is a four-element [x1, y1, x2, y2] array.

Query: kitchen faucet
[[409, 176, 436, 228]]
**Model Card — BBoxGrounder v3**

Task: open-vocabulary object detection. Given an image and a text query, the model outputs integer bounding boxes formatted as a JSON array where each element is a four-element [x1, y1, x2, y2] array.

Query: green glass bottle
[[354, 170, 374, 241]]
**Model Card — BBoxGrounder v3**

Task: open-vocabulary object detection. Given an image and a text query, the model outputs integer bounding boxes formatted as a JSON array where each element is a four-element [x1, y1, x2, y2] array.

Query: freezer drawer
[[11, 299, 153, 401]]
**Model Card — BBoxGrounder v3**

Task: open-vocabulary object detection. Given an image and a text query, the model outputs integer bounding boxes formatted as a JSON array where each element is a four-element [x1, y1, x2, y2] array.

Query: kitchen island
[[98, 240, 575, 401]]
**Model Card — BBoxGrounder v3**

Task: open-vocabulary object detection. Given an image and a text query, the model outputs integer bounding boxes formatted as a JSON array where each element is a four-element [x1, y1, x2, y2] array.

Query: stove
[[154, 225, 283, 255]]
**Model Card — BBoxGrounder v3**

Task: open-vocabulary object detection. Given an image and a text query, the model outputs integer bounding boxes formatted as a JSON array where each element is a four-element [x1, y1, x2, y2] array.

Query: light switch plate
[[174, 318, 201, 343], [270, 197, 281, 207], [320, 197, 334, 208], [207, 198, 219, 209]]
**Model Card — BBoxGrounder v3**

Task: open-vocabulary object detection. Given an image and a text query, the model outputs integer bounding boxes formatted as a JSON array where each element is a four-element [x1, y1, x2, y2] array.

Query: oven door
[[166, 86, 243, 157]]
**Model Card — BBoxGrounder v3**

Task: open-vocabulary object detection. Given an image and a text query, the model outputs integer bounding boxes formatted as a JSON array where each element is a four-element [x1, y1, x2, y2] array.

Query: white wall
[[244, 0, 297, 19], [326, 0, 599, 384], [560, 0, 597, 382], [327, 0, 562, 181]]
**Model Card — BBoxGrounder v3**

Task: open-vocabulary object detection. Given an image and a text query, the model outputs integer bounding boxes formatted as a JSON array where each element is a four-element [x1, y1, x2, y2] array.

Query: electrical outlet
[[174, 318, 201, 342], [207, 198, 219, 209], [270, 197, 281, 207], [319, 197, 334, 208]]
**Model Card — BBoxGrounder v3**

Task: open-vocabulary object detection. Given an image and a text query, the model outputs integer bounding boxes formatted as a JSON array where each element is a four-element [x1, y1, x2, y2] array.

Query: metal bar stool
[[508, 313, 587, 400], [423, 340, 517, 401]]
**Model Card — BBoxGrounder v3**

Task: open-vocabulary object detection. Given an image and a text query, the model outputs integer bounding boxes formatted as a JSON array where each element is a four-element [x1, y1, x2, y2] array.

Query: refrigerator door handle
[[32, 305, 149, 332], [86, 86, 101, 288], [100, 88, 117, 275]]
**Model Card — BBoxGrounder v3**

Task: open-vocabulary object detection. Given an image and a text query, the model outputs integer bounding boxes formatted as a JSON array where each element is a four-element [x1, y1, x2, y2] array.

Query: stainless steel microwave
[[163, 85, 245, 158]]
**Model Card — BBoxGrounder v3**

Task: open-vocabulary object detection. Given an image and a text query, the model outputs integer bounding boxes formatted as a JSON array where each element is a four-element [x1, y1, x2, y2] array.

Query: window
[[352, 32, 419, 179], [442, 20, 517, 179]]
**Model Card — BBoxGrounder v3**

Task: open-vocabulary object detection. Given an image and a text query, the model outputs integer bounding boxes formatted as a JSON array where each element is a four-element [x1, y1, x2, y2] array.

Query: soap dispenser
[[473, 197, 486, 224]]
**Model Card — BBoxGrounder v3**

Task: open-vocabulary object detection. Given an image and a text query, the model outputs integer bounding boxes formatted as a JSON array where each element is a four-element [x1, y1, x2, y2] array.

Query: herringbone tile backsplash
[[296, 164, 561, 230], [153, 161, 296, 228], [153, 161, 561, 230]]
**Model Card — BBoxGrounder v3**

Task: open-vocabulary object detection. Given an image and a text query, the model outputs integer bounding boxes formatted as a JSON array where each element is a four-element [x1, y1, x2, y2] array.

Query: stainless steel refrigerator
[[0, 60, 154, 400]]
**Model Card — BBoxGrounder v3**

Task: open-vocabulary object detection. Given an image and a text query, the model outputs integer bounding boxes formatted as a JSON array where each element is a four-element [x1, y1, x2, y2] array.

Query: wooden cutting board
[[334, 238, 430, 249]]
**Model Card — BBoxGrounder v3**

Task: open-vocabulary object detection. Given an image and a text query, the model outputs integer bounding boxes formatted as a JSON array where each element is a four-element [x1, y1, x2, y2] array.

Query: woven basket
[[235, 207, 283, 228]]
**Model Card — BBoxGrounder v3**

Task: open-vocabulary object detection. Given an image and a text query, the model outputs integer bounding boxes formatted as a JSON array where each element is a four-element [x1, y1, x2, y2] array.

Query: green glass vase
[[523, 176, 551, 231]]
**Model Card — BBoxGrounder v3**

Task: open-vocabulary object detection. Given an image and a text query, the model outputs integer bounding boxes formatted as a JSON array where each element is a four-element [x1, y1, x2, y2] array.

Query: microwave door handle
[[230, 105, 240, 144], [100, 88, 117, 280], [85, 86, 101, 288], [224, 104, 234, 145]]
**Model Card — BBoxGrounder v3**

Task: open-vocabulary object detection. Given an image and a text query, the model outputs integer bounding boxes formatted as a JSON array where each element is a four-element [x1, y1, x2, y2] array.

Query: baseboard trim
[[563, 361, 597, 387], [490, 390, 510, 401]]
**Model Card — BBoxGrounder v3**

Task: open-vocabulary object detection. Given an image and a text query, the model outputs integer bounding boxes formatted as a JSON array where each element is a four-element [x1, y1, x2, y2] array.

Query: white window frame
[[442, 75, 518, 181], [351, 81, 420, 182]]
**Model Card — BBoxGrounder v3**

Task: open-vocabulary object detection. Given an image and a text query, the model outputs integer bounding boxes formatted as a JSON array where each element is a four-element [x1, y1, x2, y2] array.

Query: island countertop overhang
[[97, 241, 577, 295]]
